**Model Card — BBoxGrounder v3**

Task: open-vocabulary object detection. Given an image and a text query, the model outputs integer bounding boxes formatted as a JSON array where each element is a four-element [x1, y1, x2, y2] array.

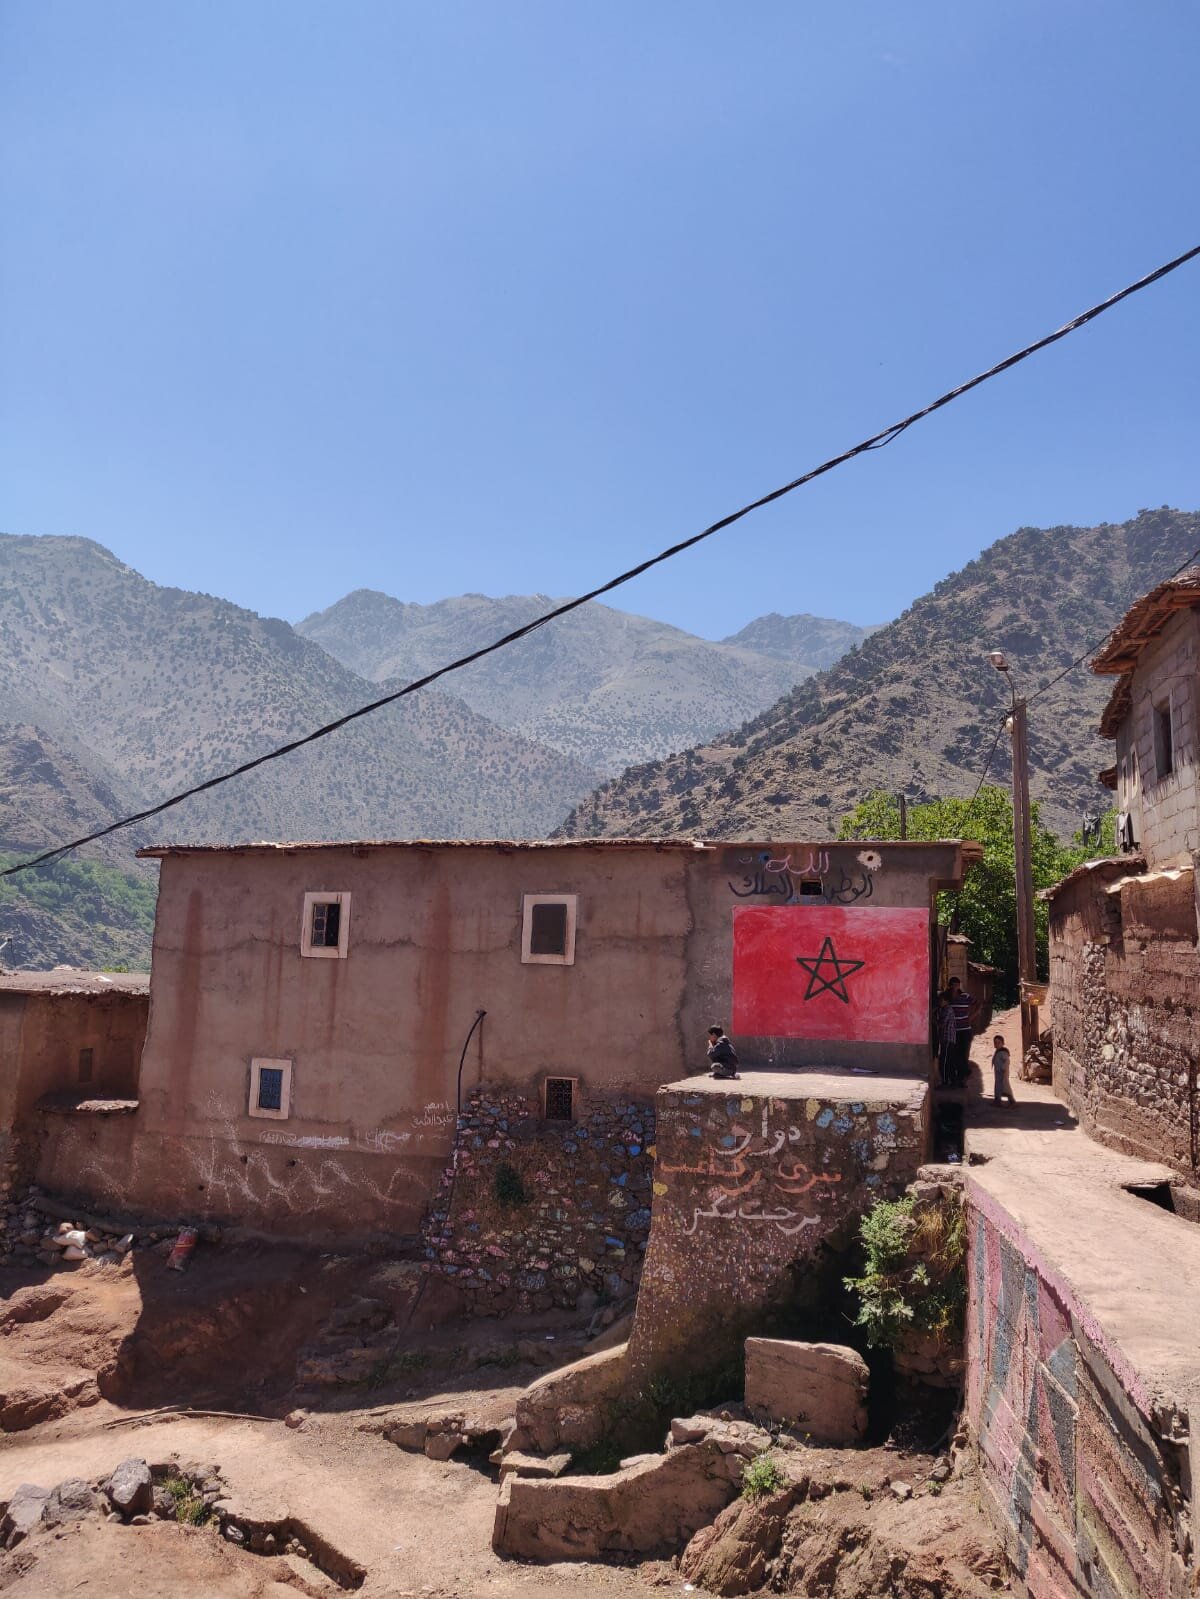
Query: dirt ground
[[0, 1169, 1006, 1597], [0, 1243, 656, 1598]]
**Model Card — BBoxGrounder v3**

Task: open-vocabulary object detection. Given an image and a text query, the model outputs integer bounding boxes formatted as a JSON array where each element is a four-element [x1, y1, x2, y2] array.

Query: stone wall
[[1049, 862, 1200, 1182], [965, 1181, 1193, 1599], [422, 1085, 656, 1316], [625, 1069, 929, 1382]]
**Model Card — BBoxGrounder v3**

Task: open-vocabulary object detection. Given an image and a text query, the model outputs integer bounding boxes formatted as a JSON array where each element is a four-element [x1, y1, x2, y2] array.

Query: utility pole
[[1009, 697, 1039, 1056], [988, 652, 1040, 1058]]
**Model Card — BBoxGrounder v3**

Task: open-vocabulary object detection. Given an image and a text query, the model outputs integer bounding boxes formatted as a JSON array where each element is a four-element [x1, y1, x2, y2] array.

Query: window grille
[[301, 892, 350, 958], [248, 1057, 292, 1119], [310, 900, 341, 948], [544, 1077, 575, 1121], [257, 1067, 285, 1112]]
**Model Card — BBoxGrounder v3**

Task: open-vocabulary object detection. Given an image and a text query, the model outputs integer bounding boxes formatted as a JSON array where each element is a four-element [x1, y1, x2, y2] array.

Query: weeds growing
[[741, 1453, 786, 1501]]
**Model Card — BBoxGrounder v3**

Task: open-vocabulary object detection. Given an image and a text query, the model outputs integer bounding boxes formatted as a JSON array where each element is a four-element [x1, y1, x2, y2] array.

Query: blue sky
[[2, 2, 1198, 638]]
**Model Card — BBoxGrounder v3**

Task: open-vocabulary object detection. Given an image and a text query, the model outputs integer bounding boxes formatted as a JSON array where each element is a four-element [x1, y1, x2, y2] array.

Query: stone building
[[1047, 571, 1200, 1186], [28, 836, 975, 1282]]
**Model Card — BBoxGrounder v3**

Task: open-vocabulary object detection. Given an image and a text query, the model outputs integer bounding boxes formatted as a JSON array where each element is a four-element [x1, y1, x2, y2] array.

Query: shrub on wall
[[492, 1161, 529, 1209], [843, 1191, 966, 1354]]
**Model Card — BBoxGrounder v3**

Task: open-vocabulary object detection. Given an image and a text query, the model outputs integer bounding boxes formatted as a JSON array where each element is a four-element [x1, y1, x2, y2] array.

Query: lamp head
[[987, 650, 1010, 673]]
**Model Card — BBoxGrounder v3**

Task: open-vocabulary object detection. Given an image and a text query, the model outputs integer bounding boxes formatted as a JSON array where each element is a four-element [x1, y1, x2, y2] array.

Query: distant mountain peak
[[722, 612, 881, 670], [298, 590, 871, 774]]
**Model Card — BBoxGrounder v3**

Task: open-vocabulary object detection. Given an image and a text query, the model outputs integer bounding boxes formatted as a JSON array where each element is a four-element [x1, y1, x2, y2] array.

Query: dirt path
[[0, 1403, 654, 1598]]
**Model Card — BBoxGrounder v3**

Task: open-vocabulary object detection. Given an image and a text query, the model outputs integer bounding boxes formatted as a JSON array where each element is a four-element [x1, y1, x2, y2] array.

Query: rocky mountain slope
[[0, 534, 603, 882], [721, 612, 881, 670], [299, 591, 874, 773], [559, 508, 1200, 844]]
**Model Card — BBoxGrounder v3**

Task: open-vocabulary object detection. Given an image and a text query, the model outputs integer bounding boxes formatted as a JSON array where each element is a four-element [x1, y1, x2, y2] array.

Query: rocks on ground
[[743, 1339, 869, 1444], [679, 1447, 1007, 1598], [0, 1186, 221, 1272]]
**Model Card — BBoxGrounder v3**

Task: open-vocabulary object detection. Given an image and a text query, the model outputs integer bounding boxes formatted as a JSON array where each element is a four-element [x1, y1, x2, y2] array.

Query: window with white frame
[[300, 891, 351, 958], [521, 894, 577, 965], [249, 1057, 293, 1120]]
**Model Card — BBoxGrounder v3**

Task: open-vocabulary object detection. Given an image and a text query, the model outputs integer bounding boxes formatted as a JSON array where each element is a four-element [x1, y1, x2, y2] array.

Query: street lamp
[[988, 651, 1039, 1056]]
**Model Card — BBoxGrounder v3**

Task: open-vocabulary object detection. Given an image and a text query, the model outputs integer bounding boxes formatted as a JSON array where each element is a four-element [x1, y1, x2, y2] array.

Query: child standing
[[991, 1034, 1016, 1106]]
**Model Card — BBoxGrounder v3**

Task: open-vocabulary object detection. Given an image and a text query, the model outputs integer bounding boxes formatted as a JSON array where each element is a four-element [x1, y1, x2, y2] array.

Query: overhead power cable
[[4, 241, 1199, 880]]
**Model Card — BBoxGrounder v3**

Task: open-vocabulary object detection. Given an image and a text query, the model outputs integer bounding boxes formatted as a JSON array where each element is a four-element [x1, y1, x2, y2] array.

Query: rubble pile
[[1020, 1026, 1053, 1084], [0, 1188, 216, 1270]]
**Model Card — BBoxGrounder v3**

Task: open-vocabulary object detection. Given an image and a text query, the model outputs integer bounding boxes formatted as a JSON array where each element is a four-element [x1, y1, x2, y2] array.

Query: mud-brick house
[[1047, 570, 1200, 1187], [32, 837, 977, 1273], [0, 970, 149, 1203]]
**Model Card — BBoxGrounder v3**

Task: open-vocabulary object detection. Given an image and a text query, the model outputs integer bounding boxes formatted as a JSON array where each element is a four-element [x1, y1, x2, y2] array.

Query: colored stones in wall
[[423, 1088, 656, 1316], [627, 1076, 930, 1379]]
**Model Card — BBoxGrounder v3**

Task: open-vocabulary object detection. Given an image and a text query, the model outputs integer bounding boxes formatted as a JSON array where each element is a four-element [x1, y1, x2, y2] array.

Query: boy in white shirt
[[991, 1034, 1016, 1106]]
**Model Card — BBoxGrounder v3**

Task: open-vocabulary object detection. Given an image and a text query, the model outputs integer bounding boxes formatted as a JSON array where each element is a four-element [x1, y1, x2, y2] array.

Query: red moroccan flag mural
[[732, 905, 931, 1043]]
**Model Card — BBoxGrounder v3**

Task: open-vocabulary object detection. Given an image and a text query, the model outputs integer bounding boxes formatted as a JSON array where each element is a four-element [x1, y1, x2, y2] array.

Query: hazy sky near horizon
[[2, 3, 1198, 639]]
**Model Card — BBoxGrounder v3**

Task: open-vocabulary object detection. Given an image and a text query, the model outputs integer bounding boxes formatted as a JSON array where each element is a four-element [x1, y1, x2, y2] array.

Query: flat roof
[[0, 968, 150, 997], [661, 1065, 928, 1111], [139, 837, 982, 860]]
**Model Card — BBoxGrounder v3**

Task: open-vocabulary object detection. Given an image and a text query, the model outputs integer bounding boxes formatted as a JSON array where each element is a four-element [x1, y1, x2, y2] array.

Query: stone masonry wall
[[1050, 866, 1200, 1182], [965, 1181, 1193, 1599], [422, 1085, 656, 1316], [626, 1071, 929, 1382]]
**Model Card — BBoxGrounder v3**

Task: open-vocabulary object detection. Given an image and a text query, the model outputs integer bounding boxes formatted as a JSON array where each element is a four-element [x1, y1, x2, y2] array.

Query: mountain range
[[5, 507, 1194, 971], [559, 507, 1200, 844], [0, 534, 864, 966], [297, 592, 873, 772]]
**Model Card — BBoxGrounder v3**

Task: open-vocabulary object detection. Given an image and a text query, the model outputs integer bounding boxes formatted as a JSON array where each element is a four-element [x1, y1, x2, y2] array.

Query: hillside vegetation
[[559, 508, 1200, 843], [0, 853, 157, 971]]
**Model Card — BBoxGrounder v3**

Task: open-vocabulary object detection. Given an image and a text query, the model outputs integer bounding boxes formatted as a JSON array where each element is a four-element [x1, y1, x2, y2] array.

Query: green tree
[[838, 787, 1115, 999]]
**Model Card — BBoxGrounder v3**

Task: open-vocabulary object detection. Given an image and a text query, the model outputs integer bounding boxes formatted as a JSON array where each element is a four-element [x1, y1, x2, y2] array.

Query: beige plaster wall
[[2, 989, 148, 1203]]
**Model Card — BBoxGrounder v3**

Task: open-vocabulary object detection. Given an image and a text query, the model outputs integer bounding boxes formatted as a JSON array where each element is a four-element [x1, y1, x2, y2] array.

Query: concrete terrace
[[663, 1064, 929, 1112], [963, 1023, 1200, 1490]]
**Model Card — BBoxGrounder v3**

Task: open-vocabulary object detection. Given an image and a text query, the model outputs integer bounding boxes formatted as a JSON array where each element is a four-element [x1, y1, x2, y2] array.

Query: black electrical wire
[[1028, 540, 1200, 706], [4, 241, 1199, 880]]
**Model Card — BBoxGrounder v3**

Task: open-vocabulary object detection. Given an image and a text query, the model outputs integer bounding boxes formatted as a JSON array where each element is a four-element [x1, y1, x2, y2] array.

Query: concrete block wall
[[965, 1183, 1194, 1599], [1115, 611, 1200, 870]]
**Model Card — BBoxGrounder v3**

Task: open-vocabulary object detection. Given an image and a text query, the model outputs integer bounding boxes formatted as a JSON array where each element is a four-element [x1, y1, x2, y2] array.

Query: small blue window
[[257, 1068, 284, 1112]]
